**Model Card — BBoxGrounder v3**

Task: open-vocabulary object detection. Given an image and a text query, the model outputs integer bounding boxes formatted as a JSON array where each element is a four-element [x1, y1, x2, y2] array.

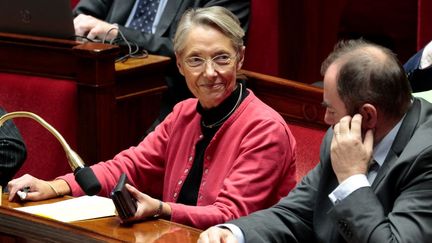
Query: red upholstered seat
[[70, 0, 79, 8], [289, 123, 326, 182], [0, 73, 78, 180]]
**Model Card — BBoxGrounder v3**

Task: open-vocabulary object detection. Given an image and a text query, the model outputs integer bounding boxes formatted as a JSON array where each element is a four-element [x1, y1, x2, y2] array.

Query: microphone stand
[[0, 111, 101, 195]]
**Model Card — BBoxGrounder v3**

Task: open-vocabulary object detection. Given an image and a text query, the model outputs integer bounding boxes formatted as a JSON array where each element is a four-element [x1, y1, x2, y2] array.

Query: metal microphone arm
[[0, 111, 85, 171], [0, 111, 101, 195]]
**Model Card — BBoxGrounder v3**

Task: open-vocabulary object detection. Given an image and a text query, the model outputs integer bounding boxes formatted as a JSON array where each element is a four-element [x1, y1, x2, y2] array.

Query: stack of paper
[[15, 195, 116, 222]]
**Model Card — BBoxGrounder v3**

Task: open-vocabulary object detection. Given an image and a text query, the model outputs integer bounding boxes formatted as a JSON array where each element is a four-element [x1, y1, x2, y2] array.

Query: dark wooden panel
[[0, 32, 170, 166], [1, 194, 201, 242], [242, 69, 326, 128]]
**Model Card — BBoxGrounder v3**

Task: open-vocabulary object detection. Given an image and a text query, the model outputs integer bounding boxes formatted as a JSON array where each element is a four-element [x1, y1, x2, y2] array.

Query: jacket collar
[[372, 98, 420, 187]]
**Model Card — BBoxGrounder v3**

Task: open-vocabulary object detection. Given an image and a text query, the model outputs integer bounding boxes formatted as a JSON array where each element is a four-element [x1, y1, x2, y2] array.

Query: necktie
[[367, 160, 380, 183], [129, 0, 160, 33]]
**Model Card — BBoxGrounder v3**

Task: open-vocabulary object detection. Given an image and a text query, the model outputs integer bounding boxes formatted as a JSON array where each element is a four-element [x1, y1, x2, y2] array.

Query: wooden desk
[[0, 194, 201, 242], [0, 32, 171, 166]]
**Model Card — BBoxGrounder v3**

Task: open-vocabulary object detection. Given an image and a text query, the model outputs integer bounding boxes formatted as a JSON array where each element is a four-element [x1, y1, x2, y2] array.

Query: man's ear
[[175, 52, 185, 76], [359, 104, 377, 129]]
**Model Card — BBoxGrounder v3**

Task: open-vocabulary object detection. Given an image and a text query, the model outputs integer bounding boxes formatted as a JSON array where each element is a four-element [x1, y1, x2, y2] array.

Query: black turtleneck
[[177, 81, 249, 205]]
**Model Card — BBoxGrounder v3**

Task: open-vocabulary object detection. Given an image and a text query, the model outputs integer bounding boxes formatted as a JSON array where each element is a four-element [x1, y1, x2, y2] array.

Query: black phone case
[[110, 173, 137, 219]]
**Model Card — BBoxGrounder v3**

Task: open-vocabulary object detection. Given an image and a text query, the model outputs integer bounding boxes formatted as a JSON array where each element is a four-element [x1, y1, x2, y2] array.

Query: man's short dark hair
[[321, 39, 412, 118]]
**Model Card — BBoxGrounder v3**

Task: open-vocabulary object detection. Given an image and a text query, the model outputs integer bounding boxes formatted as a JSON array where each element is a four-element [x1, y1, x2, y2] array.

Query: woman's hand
[[7, 174, 69, 201], [120, 184, 171, 223]]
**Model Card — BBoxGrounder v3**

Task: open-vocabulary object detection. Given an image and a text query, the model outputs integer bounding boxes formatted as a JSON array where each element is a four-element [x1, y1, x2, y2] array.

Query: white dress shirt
[[420, 40, 432, 69]]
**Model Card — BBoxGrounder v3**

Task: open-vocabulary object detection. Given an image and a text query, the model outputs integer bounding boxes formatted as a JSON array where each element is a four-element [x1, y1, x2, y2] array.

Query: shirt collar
[[372, 116, 405, 166]]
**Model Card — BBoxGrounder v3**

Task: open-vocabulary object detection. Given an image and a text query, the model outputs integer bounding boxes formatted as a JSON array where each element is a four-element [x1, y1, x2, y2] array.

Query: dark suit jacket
[[0, 108, 26, 187], [232, 98, 432, 242], [73, 0, 250, 57], [404, 48, 432, 92]]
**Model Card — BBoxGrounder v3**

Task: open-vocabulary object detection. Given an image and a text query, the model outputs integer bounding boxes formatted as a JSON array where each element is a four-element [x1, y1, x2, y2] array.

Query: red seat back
[[0, 73, 78, 180], [289, 124, 325, 181]]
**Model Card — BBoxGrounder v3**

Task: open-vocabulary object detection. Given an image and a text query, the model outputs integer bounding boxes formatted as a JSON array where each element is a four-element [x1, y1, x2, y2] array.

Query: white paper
[[15, 195, 116, 222]]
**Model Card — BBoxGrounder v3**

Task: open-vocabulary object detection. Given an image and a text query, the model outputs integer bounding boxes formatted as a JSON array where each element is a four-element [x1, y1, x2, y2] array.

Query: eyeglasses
[[184, 54, 236, 71]]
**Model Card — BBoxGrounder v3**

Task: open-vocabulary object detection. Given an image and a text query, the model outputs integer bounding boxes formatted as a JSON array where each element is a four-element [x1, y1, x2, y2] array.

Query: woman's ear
[[175, 52, 185, 76], [236, 46, 246, 71], [359, 104, 377, 129]]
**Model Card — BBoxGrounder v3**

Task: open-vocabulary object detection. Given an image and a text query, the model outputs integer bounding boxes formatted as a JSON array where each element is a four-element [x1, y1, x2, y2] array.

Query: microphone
[[0, 111, 101, 195]]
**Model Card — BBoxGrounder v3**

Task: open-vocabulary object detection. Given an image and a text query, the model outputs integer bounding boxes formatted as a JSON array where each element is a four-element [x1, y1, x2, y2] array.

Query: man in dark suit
[[73, 1, 250, 133], [404, 40, 432, 92], [73, 0, 250, 56], [198, 39, 432, 243], [0, 108, 26, 187]]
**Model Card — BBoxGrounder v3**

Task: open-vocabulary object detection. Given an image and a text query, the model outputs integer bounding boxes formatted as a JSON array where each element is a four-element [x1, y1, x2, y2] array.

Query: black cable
[[104, 27, 148, 63], [73, 27, 149, 63]]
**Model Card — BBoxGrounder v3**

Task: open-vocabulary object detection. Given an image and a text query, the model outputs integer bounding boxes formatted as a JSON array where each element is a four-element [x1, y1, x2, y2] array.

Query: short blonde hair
[[173, 6, 245, 55]]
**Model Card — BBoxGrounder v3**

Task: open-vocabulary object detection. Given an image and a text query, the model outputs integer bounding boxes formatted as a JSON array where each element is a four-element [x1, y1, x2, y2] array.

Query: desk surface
[[1, 193, 201, 242], [115, 54, 171, 73]]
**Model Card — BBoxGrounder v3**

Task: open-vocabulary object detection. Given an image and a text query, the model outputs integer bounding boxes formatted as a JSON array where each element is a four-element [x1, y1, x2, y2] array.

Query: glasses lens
[[185, 57, 205, 67], [212, 54, 232, 66], [185, 54, 235, 71]]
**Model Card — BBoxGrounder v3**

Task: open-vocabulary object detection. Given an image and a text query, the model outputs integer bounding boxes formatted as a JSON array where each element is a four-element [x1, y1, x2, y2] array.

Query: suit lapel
[[110, 0, 136, 24], [372, 99, 421, 188], [155, 0, 184, 35]]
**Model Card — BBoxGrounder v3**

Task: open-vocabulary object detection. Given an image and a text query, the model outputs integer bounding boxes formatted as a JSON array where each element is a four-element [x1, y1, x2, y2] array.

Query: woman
[[7, 6, 296, 230]]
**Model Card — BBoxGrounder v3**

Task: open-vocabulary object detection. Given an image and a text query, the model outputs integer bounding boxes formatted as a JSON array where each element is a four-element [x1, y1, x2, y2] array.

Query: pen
[[17, 186, 30, 200]]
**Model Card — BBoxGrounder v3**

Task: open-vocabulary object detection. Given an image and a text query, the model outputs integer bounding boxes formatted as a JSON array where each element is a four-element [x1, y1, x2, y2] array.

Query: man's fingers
[[198, 227, 237, 243], [350, 114, 363, 139], [363, 129, 374, 151], [338, 115, 352, 135]]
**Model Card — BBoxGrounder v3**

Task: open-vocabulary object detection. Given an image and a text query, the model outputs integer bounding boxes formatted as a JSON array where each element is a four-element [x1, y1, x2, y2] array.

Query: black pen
[[17, 186, 30, 200]]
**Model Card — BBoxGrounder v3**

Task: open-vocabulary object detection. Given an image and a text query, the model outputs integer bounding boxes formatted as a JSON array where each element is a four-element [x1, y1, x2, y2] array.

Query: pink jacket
[[60, 90, 297, 229]]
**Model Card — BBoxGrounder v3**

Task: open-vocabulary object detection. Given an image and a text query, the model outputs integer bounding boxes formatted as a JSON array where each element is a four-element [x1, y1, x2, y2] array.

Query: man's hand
[[198, 226, 238, 243], [331, 114, 374, 183], [74, 14, 118, 41]]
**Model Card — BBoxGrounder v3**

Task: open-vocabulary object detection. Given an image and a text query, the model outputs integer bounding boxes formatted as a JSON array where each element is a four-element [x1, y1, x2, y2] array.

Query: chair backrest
[[289, 123, 325, 181], [0, 72, 78, 180], [242, 69, 327, 181]]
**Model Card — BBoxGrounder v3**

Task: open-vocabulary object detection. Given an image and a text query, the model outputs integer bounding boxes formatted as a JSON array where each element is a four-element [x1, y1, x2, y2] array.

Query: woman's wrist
[[153, 200, 171, 219], [153, 200, 163, 218], [48, 179, 71, 197]]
